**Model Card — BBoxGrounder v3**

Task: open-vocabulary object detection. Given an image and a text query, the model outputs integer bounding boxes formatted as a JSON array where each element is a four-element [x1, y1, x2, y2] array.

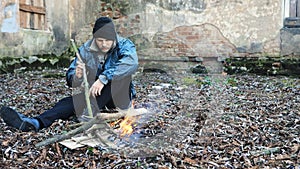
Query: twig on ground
[[36, 111, 127, 148]]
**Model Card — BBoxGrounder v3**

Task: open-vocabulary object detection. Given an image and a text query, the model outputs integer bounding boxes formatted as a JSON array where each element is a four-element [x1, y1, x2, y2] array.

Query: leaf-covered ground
[[0, 68, 299, 168]]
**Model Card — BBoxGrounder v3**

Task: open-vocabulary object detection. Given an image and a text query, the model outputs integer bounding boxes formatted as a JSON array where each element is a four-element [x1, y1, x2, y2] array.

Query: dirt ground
[[0, 68, 299, 168]]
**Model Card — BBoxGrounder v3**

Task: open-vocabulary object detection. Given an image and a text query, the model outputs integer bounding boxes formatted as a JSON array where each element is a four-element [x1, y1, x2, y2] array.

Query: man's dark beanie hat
[[93, 17, 116, 40]]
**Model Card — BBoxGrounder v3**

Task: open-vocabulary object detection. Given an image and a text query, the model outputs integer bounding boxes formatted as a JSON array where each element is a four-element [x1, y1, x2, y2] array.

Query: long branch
[[70, 39, 93, 118]]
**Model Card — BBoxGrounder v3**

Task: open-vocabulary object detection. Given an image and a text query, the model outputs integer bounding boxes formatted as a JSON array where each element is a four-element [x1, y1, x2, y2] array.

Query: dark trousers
[[36, 77, 132, 128]]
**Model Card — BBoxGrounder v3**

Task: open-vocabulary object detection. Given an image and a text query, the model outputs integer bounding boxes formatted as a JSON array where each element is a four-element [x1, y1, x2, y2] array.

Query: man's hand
[[75, 61, 85, 78], [89, 79, 104, 97]]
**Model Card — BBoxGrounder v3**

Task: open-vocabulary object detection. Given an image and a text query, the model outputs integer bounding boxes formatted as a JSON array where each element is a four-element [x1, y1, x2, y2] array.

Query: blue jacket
[[66, 35, 138, 98]]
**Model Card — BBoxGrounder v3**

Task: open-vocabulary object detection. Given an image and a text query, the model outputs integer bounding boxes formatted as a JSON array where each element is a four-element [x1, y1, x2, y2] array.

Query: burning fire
[[119, 116, 136, 137]]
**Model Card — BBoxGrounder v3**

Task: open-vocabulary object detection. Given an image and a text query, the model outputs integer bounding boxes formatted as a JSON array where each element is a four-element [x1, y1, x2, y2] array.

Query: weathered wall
[[69, 0, 102, 39], [0, 0, 290, 61], [45, 0, 70, 56], [111, 0, 283, 61], [0, 0, 67, 57], [0, 0, 103, 58], [280, 28, 300, 56]]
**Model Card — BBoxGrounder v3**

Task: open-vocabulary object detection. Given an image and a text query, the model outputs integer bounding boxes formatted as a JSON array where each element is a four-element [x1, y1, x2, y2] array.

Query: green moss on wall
[[224, 57, 300, 77], [0, 47, 74, 74]]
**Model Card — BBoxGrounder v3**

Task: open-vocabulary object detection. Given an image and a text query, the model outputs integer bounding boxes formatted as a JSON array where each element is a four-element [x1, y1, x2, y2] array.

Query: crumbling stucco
[[1, 2, 18, 33], [138, 24, 236, 59], [281, 28, 300, 56], [0, 0, 293, 60], [117, 0, 282, 59], [0, 0, 100, 58]]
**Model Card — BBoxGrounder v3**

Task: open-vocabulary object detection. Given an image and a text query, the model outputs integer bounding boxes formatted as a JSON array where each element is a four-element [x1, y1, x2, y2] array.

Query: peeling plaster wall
[[204, 1, 281, 53], [281, 28, 300, 56], [0, 0, 104, 58], [1, 2, 18, 33], [0, 0, 286, 60], [45, 0, 70, 56], [0, 0, 71, 57], [114, 0, 283, 59], [69, 0, 101, 39]]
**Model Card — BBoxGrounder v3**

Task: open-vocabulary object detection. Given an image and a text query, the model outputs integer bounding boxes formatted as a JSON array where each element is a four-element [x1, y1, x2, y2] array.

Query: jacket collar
[[89, 38, 100, 52]]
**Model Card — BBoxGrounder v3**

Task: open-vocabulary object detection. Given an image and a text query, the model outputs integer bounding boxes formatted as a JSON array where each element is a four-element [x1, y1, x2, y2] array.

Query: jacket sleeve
[[100, 39, 138, 83], [66, 57, 83, 87]]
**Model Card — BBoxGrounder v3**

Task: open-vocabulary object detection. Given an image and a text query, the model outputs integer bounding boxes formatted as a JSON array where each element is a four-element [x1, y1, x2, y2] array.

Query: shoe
[[0, 106, 40, 132]]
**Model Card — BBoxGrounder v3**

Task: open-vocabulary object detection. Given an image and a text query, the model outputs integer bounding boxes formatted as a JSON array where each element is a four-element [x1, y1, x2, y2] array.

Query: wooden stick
[[250, 147, 281, 156], [35, 111, 127, 148], [70, 39, 93, 118]]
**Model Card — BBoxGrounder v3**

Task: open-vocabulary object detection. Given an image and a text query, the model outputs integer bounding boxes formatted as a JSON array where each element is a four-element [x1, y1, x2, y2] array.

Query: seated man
[[0, 16, 139, 132]]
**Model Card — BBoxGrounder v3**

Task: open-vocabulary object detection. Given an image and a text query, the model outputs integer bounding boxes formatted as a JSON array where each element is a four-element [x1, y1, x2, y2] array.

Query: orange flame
[[119, 116, 136, 137], [109, 119, 122, 128]]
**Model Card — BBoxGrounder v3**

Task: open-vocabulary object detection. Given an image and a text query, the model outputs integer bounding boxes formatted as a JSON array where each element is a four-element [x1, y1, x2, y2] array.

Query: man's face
[[95, 38, 114, 53]]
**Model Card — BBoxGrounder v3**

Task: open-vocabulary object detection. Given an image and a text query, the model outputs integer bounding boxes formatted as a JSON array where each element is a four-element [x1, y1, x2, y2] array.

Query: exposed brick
[[185, 35, 200, 40]]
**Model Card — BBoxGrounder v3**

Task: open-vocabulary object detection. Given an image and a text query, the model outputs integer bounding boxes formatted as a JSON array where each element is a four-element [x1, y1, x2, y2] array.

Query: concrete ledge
[[0, 29, 53, 57]]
